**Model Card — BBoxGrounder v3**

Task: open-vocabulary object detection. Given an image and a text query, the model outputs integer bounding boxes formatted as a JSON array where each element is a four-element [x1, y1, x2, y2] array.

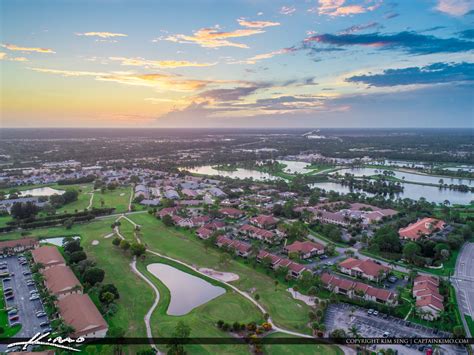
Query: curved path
[[130, 258, 161, 354]]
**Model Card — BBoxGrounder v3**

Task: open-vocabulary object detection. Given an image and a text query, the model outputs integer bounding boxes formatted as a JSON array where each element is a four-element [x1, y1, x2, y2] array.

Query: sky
[[0, 0, 473, 128]]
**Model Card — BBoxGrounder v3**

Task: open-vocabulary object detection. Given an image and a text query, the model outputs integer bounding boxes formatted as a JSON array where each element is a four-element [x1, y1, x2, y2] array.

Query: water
[[18, 187, 65, 197], [310, 181, 473, 205], [183, 165, 280, 181], [276, 160, 311, 174], [333, 168, 472, 186], [147, 263, 225, 316], [40, 236, 80, 246]]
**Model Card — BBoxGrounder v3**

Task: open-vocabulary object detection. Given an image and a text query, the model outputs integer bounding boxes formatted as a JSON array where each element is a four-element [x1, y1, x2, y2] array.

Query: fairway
[[92, 186, 131, 213], [128, 213, 313, 334]]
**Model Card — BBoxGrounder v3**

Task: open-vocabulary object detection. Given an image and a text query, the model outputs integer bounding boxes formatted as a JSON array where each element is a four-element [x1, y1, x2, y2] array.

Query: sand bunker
[[92, 240, 100, 246], [199, 268, 239, 282], [287, 288, 317, 306]]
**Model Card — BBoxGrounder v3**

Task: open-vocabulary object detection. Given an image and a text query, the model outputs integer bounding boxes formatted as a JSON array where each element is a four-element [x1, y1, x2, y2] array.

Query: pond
[[40, 236, 80, 246], [310, 181, 473, 205], [18, 187, 65, 197], [182, 165, 280, 181], [332, 168, 472, 186], [147, 263, 226, 316]]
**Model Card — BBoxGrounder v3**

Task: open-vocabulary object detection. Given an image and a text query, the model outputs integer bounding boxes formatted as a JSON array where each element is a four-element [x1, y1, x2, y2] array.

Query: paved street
[[452, 243, 474, 336]]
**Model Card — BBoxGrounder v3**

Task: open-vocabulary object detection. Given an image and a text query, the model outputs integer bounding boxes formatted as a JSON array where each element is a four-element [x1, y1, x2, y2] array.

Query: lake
[[147, 263, 225, 316], [310, 181, 473, 205], [19, 187, 65, 197], [333, 168, 472, 186], [183, 165, 280, 181]]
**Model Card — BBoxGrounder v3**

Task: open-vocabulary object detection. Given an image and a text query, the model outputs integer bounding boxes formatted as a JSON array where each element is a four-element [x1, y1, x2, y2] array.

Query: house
[[134, 184, 149, 199], [239, 224, 279, 244], [57, 293, 108, 338], [31, 246, 66, 269], [399, 218, 446, 240], [42, 265, 82, 299], [215, 236, 251, 257], [256, 250, 282, 269], [164, 189, 180, 200], [338, 258, 389, 282], [181, 189, 198, 198], [196, 227, 213, 240], [140, 198, 161, 206], [208, 187, 227, 197], [203, 221, 225, 231], [0, 238, 39, 255], [219, 208, 244, 219], [287, 262, 310, 278], [321, 273, 398, 306], [284, 240, 324, 259], [249, 215, 278, 229], [157, 207, 180, 219], [313, 210, 350, 226], [413, 275, 444, 320]]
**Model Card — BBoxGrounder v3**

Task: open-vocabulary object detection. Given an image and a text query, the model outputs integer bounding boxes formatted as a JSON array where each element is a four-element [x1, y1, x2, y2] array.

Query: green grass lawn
[[0, 287, 22, 338], [55, 184, 95, 214], [137, 254, 263, 355], [92, 187, 131, 213], [0, 215, 12, 228], [465, 315, 474, 336], [128, 213, 314, 335], [262, 333, 343, 355], [117, 217, 136, 242]]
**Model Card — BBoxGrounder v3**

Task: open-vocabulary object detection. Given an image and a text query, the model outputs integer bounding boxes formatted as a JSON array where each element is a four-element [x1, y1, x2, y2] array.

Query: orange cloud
[[1, 43, 55, 53], [237, 18, 280, 28], [108, 56, 217, 68], [317, 0, 381, 16], [75, 32, 128, 38], [30, 67, 210, 91], [435, 0, 474, 16], [163, 26, 264, 48]]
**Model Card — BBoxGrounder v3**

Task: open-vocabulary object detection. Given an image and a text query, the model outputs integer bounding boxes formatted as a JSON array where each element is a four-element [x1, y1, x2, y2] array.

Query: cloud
[[304, 31, 474, 54], [280, 6, 296, 15], [317, 0, 381, 17], [30, 67, 210, 91], [232, 48, 293, 64], [198, 84, 269, 102], [1, 43, 55, 53], [237, 18, 280, 28], [162, 26, 265, 48], [458, 29, 474, 39], [346, 62, 474, 86], [108, 56, 217, 68], [435, 0, 474, 16], [339, 22, 383, 34], [384, 12, 399, 19], [75, 32, 128, 38]]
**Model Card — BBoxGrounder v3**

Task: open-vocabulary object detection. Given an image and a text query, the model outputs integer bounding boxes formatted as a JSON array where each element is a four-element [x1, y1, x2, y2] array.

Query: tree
[[100, 284, 120, 300], [119, 240, 130, 251], [83, 267, 105, 285], [63, 218, 74, 230], [112, 237, 121, 246], [100, 291, 115, 305], [69, 250, 87, 263], [167, 321, 191, 355], [403, 242, 421, 263], [64, 239, 82, 254], [10, 202, 39, 220], [162, 214, 174, 227], [130, 242, 146, 257], [453, 325, 465, 337]]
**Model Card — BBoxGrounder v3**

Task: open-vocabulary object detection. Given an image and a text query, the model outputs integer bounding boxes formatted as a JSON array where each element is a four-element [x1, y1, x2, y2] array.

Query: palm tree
[[348, 325, 359, 338]]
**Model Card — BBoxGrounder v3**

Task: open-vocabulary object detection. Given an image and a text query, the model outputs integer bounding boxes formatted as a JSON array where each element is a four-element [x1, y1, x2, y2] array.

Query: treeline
[[0, 207, 114, 232]]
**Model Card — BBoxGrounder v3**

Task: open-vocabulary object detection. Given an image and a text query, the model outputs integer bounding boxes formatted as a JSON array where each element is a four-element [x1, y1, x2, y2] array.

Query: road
[[452, 242, 474, 337]]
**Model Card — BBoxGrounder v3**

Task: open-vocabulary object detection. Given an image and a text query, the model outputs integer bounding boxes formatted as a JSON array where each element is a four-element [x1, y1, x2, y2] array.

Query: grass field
[[137, 254, 263, 354], [262, 333, 343, 355], [117, 217, 136, 242], [55, 184, 95, 214], [128, 213, 313, 335], [92, 186, 131, 213], [0, 286, 22, 338]]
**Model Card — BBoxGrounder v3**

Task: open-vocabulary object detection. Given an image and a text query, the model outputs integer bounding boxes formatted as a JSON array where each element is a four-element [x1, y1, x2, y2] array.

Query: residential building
[[399, 218, 446, 240], [42, 265, 83, 299], [31, 246, 66, 269], [338, 257, 389, 282], [284, 240, 324, 259]]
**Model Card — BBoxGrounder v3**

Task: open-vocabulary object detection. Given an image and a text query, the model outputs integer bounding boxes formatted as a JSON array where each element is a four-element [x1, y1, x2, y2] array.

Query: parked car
[[367, 309, 374, 315], [23, 271, 31, 276], [373, 310, 379, 316], [6, 295, 14, 301], [4, 287, 13, 292], [3, 277, 11, 282], [29, 295, 40, 301], [7, 309, 18, 316], [40, 321, 50, 327], [9, 315, 19, 322], [388, 276, 398, 283], [382, 331, 390, 338], [36, 312, 47, 318]]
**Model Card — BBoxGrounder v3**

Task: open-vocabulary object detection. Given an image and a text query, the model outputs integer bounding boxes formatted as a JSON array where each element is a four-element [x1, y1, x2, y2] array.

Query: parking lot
[[325, 303, 467, 355], [0, 255, 50, 352]]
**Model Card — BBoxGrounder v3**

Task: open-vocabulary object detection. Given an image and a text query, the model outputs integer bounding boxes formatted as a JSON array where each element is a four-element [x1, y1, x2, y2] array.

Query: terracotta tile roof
[[31, 246, 65, 267], [250, 215, 278, 227], [339, 257, 389, 277], [57, 294, 108, 337], [416, 295, 444, 311], [42, 265, 82, 296], [285, 240, 324, 254], [0, 237, 38, 251], [399, 218, 446, 240]]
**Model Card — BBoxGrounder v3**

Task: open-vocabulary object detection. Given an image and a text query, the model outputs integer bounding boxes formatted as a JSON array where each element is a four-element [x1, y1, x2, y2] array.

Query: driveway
[[0, 255, 49, 352]]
